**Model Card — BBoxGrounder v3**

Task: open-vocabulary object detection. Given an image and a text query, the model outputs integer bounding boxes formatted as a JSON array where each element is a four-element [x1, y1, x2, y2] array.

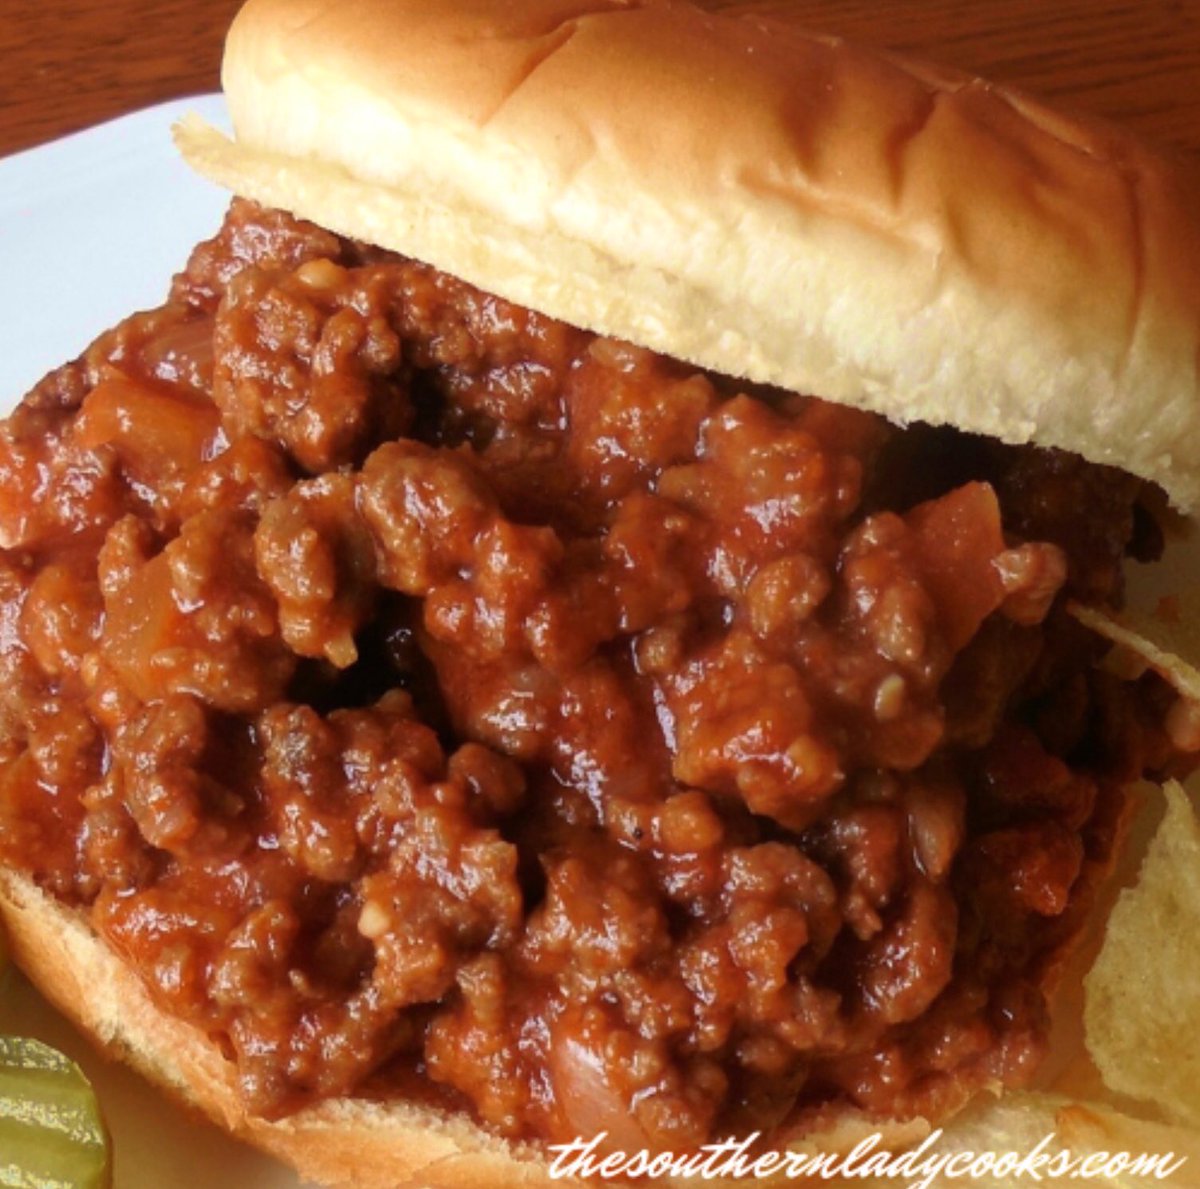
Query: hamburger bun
[[3, 2, 1199, 1187], [178, 0, 1200, 509]]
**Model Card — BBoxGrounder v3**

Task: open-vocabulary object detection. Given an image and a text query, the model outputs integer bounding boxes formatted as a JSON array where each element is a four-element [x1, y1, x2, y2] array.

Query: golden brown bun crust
[[0, 869, 928, 1188], [178, 0, 1200, 509]]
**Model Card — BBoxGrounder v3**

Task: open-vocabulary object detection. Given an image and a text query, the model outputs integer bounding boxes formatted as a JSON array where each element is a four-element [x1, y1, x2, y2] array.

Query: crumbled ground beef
[[0, 198, 1192, 1150]]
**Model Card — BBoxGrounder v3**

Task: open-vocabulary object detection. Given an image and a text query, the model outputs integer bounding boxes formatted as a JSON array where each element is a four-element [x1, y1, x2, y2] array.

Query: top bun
[[177, 0, 1200, 510]]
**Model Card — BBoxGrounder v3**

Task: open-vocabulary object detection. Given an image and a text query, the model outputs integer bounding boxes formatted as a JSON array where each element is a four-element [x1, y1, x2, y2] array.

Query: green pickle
[[0, 1037, 111, 1189]]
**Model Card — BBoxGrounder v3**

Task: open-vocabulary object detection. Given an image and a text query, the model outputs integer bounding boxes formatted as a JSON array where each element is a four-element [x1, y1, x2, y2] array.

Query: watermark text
[[546, 1129, 1188, 1186]]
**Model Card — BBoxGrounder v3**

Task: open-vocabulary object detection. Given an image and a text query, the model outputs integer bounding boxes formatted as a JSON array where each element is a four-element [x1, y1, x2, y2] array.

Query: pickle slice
[[0, 1037, 111, 1188]]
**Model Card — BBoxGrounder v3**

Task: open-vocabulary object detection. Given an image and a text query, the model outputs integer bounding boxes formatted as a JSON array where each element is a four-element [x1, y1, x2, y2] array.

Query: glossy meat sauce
[[0, 200, 1185, 1148]]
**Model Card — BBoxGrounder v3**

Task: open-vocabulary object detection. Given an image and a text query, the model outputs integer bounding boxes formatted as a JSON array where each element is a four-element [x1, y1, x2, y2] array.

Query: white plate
[[0, 96, 302, 1189], [0, 96, 232, 403]]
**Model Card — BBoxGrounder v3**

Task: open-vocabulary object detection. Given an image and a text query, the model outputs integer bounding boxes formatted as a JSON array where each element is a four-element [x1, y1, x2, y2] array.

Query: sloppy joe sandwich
[[1, 0, 1199, 1185]]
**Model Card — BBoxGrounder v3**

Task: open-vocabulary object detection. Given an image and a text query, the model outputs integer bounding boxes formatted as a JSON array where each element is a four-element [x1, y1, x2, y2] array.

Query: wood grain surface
[[0, 0, 243, 155], [0, 1, 1198, 156], [735, 0, 1200, 156]]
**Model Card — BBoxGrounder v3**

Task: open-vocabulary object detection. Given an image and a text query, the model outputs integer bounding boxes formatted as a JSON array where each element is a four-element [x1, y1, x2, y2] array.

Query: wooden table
[[1, 0, 1199, 160]]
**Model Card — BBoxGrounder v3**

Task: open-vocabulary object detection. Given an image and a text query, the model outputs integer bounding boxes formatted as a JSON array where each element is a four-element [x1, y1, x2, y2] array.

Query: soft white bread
[[176, 0, 1200, 510], [0, 868, 932, 1187]]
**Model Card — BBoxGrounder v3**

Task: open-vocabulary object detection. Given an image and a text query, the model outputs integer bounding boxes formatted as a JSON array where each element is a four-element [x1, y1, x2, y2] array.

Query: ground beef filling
[[0, 199, 1189, 1149]]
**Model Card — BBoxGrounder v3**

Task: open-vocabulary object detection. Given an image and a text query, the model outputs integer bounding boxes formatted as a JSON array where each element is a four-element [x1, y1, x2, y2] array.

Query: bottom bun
[[0, 868, 560, 1189], [0, 868, 931, 1188]]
